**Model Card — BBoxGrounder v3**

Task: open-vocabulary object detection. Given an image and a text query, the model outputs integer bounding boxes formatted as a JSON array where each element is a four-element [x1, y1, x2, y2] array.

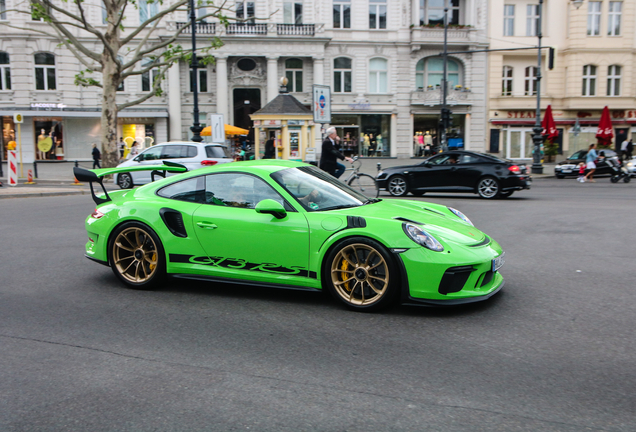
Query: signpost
[[312, 85, 331, 124], [208, 114, 225, 144], [13, 113, 23, 178]]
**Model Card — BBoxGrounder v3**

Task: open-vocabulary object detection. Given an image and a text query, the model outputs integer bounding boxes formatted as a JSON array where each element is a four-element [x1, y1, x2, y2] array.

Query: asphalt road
[[1, 178, 634, 431]]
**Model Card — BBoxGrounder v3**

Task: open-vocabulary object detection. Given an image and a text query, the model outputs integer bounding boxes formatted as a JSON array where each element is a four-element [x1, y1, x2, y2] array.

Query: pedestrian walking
[[91, 143, 101, 169], [620, 138, 629, 161], [627, 139, 634, 160], [128, 141, 139, 159], [118, 137, 125, 159], [584, 143, 598, 182], [577, 162, 586, 182], [320, 127, 352, 177], [334, 135, 346, 179], [263, 132, 275, 159]]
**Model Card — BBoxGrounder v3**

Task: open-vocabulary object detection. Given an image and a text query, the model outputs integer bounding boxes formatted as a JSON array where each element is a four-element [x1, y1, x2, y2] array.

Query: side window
[[206, 145, 230, 158], [458, 154, 479, 164], [204, 173, 286, 209], [138, 146, 162, 161], [157, 177, 205, 202], [184, 145, 197, 158], [160, 145, 183, 159], [428, 154, 448, 165]]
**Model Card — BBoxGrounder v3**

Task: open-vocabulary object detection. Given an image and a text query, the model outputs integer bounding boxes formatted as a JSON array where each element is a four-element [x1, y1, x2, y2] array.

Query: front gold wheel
[[111, 225, 161, 286], [330, 243, 390, 307]]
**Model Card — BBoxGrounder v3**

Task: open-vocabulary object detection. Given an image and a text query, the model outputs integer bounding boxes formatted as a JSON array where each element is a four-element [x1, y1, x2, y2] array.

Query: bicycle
[[342, 156, 379, 198]]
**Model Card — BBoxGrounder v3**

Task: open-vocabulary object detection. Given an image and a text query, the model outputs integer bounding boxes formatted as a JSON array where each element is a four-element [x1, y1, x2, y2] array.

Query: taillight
[[508, 165, 521, 174], [201, 160, 218, 166], [91, 209, 104, 219]]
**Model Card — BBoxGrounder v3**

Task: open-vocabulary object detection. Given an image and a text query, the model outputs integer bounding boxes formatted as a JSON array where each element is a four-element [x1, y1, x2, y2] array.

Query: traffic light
[[440, 108, 453, 128], [548, 47, 556, 70]]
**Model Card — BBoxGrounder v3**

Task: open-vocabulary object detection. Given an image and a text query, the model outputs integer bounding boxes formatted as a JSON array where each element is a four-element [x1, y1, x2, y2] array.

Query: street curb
[[0, 190, 89, 199]]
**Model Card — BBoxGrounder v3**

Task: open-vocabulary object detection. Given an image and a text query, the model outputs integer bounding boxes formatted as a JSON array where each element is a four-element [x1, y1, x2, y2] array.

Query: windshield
[[271, 166, 368, 211]]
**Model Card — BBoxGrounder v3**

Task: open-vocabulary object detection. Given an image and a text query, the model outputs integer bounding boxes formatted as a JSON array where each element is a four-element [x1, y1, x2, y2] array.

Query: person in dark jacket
[[91, 143, 101, 169], [263, 132, 275, 159], [320, 127, 352, 176]]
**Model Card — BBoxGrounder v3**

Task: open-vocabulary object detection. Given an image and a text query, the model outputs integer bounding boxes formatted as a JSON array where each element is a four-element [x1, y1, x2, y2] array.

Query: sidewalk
[[0, 159, 555, 199]]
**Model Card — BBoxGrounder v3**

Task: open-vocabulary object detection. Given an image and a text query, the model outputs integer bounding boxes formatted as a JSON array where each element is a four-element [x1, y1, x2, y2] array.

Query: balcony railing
[[175, 22, 216, 34], [411, 86, 473, 106], [227, 23, 268, 35], [276, 24, 315, 36]]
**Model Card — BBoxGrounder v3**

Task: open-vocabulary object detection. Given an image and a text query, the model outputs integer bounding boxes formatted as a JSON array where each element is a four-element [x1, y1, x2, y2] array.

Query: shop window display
[[34, 119, 63, 160], [330, 114, 391, 157], [2, 116, 16, 161]]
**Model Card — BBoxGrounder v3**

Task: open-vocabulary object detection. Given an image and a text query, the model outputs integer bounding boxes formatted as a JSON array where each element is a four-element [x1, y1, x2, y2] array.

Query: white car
[[115, 141, 233, 189], [626, 156, 636, 177]]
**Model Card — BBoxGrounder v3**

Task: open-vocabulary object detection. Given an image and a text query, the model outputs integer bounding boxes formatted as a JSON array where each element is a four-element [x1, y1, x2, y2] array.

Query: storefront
[[119, 118, 157, 155], [1, 115, 16, 161], [329, 114, 391, 157], [412, 113, 466, 155]]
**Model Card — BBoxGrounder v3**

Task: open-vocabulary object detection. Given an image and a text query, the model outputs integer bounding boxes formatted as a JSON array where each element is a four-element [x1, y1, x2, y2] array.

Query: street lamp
[[571, 0, 584, 9], [189, 0, 203, 142], [530, 0, 544, 174], [440, 0, 450, 153]]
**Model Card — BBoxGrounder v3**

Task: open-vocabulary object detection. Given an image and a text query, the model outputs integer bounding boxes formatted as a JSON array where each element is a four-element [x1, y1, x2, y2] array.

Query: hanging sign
[[312, 85, 331, 123], [208, 113, 225, 143]]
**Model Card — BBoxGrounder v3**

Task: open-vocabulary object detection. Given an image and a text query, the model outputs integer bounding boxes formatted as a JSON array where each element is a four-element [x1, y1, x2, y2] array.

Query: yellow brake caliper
[[149, 252, 157, 271], [340, 255, 351, 292]]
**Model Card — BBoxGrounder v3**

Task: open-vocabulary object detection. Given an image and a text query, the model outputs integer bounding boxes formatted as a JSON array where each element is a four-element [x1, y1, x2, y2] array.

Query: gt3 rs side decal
[[169, 254, 317, 279]]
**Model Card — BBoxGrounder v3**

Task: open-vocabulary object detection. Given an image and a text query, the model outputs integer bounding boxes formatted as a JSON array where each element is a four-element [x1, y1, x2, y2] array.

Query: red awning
[[541, 105, 559, 141], [596, 106, 614, 146]]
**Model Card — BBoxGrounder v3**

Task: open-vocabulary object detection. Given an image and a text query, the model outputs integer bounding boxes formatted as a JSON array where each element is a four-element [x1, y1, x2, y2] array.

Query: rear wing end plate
[[73, 161, 188, 205]]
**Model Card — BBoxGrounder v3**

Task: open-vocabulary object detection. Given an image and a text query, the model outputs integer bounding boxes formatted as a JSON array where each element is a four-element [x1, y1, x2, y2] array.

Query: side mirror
[[255, 199, 287, 219], [133, 155, 141, 162]]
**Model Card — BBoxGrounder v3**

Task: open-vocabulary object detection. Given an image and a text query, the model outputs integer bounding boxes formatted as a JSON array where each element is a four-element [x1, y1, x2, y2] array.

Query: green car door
[[191, 172, 312, 284]]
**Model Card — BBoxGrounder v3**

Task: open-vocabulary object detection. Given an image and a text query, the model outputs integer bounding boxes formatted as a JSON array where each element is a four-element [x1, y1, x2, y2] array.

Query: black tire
[[498, 190, 514, 198], [108, 221, 165, 290], [556, 175, 565, 179], [117, 173, 134, 189], [387, 175, 408, 197], [323, 237, 399, 312], [624, 176, 631, 183], [611, 175, 620, 183], [477, 176, 500, 199], [348, 173, 379, 198], [411, 191, 425, 197]]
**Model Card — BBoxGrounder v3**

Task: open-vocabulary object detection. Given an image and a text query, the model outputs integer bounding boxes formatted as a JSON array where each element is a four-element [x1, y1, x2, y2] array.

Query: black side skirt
[[171, 274, 322, 293]]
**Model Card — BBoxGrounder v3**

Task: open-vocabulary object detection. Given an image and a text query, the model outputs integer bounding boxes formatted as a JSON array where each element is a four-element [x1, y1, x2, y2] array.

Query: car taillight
[[201, 160, 218, 166], [91, 209, 104, 219], [508, 165, 521, 174]]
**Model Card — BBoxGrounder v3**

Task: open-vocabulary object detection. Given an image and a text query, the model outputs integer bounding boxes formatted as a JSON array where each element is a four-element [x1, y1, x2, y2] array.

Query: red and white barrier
[[7, 150, 17, 187]]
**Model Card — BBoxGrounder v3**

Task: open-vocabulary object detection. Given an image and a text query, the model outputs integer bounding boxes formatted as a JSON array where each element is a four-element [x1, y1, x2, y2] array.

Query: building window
[[285, 58, 303, 93], [582, 64, 597, 96], [333, 57, 352, 93], [117, 56, 125, 91], [236, 1, 255, 23], [369, 0, 386, 29], [284, 2, 303, 24], [420, 0, 460, 26], [524, 66, 538, 95], [417, 57, 461, 88], [139, 0, 158, 22], [34, 53, 56, 91], [503, 5, 514, 36], [502, 66, 513, 96], [102, 0, 108, 24], [0, 0, 6, 20], [0, 52, 10, 90], [587, 2, 601, 36], [333, 0, 351, 29], [369, 58, 387, 93], [608, 1, 622, 36], [190, 58, 208, 93], [141, 58, 159, 92], [526, 4, 539, 36], [607, 65, 621, 96]]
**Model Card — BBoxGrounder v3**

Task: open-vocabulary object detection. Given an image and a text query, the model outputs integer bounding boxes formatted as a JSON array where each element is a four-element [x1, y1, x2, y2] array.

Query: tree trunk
[[101, 59, 119, 168]]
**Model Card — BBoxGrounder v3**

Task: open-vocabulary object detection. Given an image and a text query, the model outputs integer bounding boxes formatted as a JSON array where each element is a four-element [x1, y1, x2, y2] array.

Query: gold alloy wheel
[[112, 227, 159, 283], [330, 243, 390, 306]]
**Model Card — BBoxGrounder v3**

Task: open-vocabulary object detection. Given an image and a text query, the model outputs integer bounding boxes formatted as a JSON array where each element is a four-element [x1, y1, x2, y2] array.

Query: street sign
[[208, 113, 225, 143], [7, 150, 17, 186], [572, 117, 581, 137], [13, 113, 23, 124], [312, 85, 331, 124]]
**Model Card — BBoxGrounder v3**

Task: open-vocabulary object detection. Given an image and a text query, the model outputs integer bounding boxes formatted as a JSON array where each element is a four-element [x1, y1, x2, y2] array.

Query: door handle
[[196, 221, 218, 230]]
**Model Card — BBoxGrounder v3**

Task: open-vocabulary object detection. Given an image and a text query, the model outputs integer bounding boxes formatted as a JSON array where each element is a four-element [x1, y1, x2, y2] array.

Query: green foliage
[[75, 70, 102, 87], [544, 140, 559, 157]]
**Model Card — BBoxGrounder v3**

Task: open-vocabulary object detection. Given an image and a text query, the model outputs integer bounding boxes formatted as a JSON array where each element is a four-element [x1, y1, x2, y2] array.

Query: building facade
[[487, 0, 636, 160], [0, 0, 490, 164]]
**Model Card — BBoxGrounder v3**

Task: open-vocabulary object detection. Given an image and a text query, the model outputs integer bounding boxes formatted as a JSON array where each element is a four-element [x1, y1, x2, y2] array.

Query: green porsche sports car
[[74, 160, 505, 311]]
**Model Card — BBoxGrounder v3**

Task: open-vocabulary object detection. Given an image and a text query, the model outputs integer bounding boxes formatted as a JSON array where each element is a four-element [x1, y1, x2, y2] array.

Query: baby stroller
[[608, 159, 631, 183]]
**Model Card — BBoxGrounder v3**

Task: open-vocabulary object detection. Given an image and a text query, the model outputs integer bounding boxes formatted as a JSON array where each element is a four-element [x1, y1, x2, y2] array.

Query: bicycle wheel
[[348, 173, 379, 198]]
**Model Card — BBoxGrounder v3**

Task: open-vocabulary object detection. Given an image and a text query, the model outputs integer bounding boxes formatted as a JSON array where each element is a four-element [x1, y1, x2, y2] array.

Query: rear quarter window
[[206, 146, 230, 158], [157, 177, 205, 203]]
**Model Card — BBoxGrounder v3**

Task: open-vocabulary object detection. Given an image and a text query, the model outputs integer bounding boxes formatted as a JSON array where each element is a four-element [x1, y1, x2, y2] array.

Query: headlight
[[376, 171, 386, 179], [447, 207, 474, 226], [628, 162, 633, 168], [403, 223, 444, 252]]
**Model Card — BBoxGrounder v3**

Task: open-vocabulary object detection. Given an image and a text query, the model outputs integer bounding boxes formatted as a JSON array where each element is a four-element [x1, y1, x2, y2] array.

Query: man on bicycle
[[320, 127, 353, 177]]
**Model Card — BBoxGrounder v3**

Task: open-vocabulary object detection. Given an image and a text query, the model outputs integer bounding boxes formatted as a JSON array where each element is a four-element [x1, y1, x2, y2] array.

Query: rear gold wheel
[[109, 222, 165, 289], [325, 238, 398, 311]]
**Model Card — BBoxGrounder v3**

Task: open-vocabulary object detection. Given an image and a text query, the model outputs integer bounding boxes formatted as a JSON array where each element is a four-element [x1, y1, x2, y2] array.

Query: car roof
[[187, 159, 309, 175], [154, 141, 225, 147]]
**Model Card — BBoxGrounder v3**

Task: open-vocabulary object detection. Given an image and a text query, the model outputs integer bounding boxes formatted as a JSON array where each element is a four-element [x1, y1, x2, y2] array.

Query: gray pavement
[[0, 158, 557, 199]]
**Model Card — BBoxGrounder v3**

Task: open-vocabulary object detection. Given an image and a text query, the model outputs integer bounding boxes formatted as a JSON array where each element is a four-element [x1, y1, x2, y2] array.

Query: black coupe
[[376, 151, 532, 199]]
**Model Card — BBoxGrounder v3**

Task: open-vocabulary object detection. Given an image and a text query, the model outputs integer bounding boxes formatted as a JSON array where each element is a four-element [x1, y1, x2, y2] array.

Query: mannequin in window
[[424, 131, 433, 156], [362, 134, 370, 156], [413, 132, 420, 156], [37, 128, 47, 160], [369, 133, 376, 156], [376, 134, 383, 156]]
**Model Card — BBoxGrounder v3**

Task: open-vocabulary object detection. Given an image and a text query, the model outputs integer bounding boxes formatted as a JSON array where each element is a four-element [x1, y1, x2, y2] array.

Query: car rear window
[[206, 145, 230, 158]]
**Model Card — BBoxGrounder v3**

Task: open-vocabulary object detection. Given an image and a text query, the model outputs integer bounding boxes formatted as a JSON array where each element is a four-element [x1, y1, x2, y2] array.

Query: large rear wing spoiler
[[73, 161, 188, 205]]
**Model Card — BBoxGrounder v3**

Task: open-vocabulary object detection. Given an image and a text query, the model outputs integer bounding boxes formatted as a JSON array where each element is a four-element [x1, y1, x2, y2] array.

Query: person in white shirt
[[620, 139, 629, 161]]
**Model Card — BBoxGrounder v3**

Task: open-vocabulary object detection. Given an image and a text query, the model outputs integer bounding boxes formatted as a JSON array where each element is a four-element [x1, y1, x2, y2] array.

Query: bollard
[[377, 162, 382, 172], [75, 160, 79, 168], [33, 160, 38, 179], [25, 169, 36, 185]]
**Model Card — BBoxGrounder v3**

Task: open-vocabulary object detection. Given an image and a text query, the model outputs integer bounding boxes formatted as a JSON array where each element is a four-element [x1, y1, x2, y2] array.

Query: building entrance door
[[233, 88, 261, 142], [503, 128, 534, 160]]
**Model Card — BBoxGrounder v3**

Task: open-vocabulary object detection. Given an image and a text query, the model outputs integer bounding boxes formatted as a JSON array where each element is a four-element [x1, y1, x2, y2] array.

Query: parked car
[[376, 150, 532, 199], [625, 156, 636, 177], [554, 149, 618, 178], [115, 141, 233, 189]]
